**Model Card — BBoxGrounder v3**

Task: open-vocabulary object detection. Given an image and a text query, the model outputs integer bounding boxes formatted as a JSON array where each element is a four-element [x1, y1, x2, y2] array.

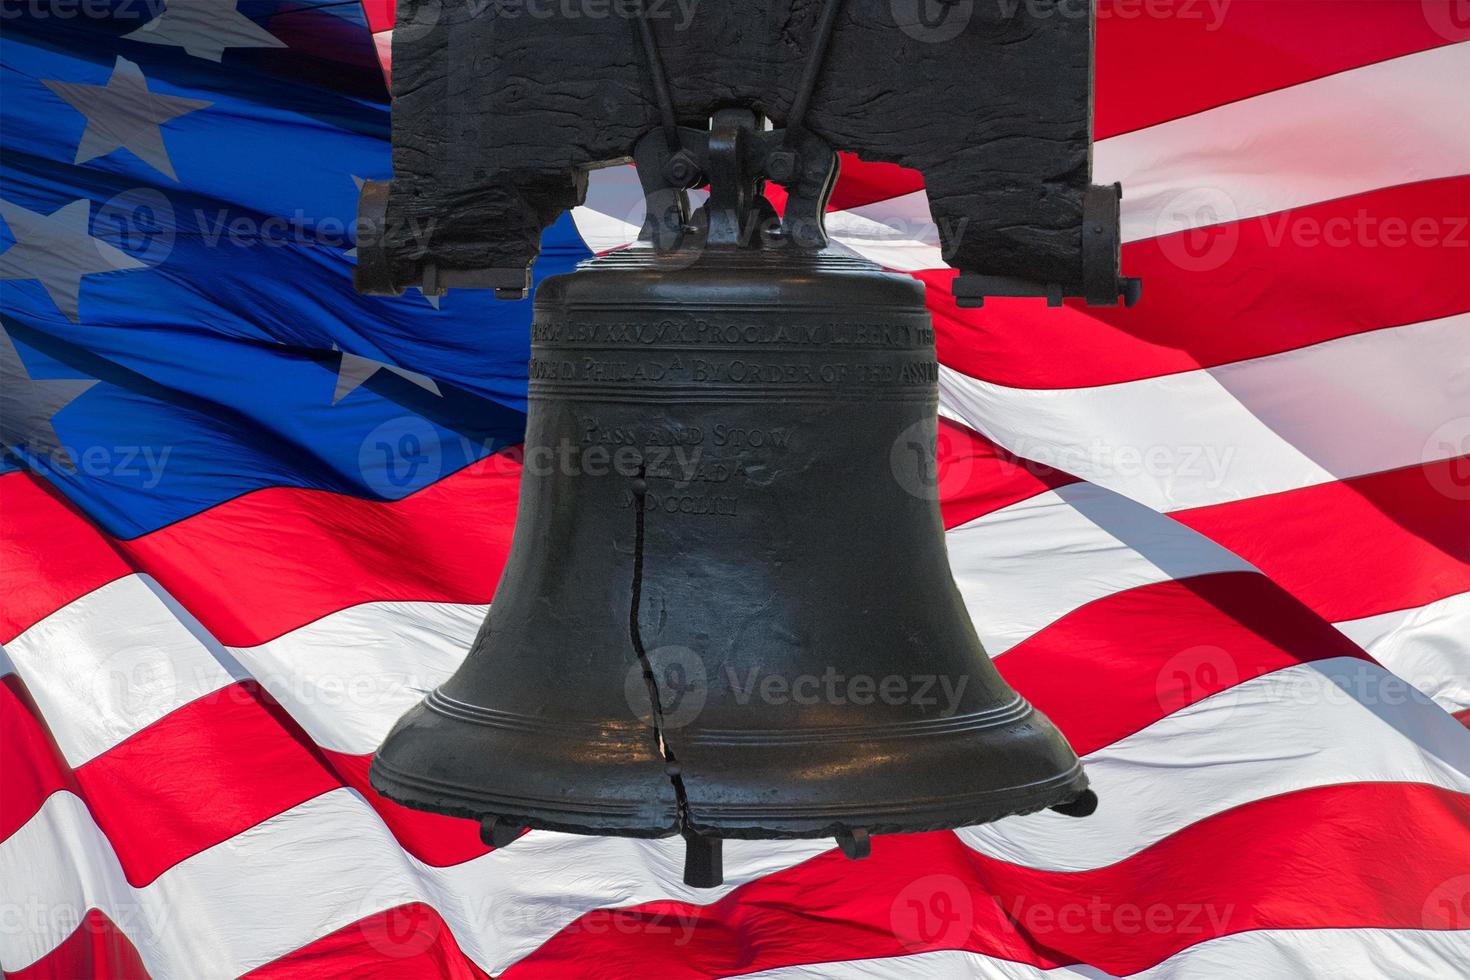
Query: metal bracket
[[633, 112, 838, 256], [952, 183, 1141, 309]]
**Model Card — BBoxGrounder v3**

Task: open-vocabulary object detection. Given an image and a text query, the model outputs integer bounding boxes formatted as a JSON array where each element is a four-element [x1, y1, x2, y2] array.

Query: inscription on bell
[[533, 317, 934, 349], [530, 355, 939, 385]]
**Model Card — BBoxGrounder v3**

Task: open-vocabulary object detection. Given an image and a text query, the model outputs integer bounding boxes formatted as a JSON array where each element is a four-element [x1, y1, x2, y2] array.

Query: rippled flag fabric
[[2, 1, 1469, 977]]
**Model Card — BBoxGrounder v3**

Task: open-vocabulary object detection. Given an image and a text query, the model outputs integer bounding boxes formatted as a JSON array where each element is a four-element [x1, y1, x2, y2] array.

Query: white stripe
[[1337, 591, 1470, 716], [2, 577, 480, 763], [372, 29, 391, 75], [0, 789, 828, 976], [228, 599, 483, 754], [728, 929, 1470, 979], [960, 657, 1470, 872], [946, 482, 1253, 657], [940, 313, 1470, 512], [1100, 42, 1470, 244], [2, 576, 248, 764]]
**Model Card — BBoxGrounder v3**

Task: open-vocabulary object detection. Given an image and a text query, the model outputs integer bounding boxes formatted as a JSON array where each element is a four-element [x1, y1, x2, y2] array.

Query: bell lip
[[369, 753, 682, 838], [680, 763, 1090, 840], [370, 751, 1089, 843]]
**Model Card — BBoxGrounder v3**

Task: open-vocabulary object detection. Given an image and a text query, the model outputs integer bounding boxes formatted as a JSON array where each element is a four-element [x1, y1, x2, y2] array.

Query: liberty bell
[[368, 105, 1123, 887]]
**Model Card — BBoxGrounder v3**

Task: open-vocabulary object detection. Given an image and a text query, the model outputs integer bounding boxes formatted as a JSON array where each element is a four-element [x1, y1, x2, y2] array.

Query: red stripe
[[2, 909, 149, 980], [928, 177, 1470, 389], [828, 155, 925, 212], [0, 475, 133, 644], [2, 422, 1054, 645], [245, 904, 491, 980], [1094, 0, 1469, 139], [358, 0, 394, 33], [996, 571, 1371, 756], [0, 450, 522, 647], [504, 783, 1470, 979], [1174, 458, 1470, 624], [0, 677, 489, 879], [0, 675, 78, 843]]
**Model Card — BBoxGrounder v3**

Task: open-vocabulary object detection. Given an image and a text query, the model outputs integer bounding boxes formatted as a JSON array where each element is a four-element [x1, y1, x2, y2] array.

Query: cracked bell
[[369, 240, 1093, 885]]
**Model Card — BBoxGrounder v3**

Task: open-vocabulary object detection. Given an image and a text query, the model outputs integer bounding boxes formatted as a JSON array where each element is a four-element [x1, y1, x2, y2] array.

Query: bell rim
[[370, 751, 1088, 842]]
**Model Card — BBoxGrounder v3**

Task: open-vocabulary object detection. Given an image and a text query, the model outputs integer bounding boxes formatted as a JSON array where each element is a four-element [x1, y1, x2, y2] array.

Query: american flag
[[2, 1, 1468, 976]]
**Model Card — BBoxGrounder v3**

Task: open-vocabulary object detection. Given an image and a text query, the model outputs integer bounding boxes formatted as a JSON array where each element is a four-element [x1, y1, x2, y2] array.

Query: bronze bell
[[370, 112, 1094, 888]]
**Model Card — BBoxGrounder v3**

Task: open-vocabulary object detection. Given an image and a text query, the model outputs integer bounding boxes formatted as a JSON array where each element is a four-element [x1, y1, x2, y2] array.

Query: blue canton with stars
[[0, 0, 592, 537]]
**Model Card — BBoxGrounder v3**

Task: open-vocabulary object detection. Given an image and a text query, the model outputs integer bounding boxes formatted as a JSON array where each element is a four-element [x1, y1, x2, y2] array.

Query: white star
[[124, 0, 285, 63], [44, 57, 211, 181], [0, 327, 98, 465], [0, 198, 147, 323], [333, 347, 441, 404]]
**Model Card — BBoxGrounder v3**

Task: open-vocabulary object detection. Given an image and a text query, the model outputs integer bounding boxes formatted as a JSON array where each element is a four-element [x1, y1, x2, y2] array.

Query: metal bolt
[[766, 149, 799, 183], [662, 150, 702, 189]]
